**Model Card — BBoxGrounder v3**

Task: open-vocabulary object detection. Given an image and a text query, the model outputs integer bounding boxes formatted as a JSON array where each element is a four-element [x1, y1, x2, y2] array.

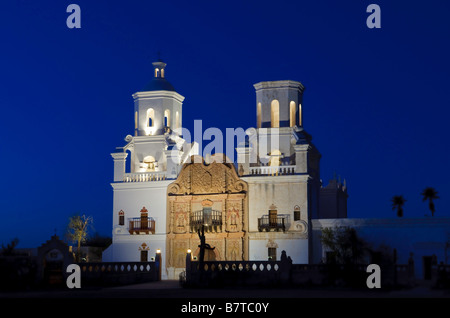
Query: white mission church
[[102, 60, 450, 280]]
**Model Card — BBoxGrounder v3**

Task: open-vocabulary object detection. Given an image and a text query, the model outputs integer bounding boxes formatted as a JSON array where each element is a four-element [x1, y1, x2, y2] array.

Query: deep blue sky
[[1, 0, 449, 248]]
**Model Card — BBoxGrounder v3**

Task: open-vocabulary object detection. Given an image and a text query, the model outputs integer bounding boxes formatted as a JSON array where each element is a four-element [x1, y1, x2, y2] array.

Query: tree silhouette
[[66, 214, 93, 262], [421, 187, 439, 216], [391, 195, 406, 217], [321, 227, 369, 264], [1, 238, 19, 256]]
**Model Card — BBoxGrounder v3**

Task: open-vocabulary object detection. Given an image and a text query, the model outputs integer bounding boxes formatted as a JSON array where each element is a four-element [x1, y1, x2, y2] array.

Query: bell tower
[[111, 60, 191, 181], [254, 80, 305, 129], [133, 60, 184, 136], [247, 80, 307, 169]]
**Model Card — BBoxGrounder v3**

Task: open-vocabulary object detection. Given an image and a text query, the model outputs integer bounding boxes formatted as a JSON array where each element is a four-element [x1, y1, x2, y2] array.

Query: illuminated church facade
[[102, 61, 348, 279]]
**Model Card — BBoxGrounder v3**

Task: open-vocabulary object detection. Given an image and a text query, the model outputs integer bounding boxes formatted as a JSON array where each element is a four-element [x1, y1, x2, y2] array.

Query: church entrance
[[166, 155, 248, 279]]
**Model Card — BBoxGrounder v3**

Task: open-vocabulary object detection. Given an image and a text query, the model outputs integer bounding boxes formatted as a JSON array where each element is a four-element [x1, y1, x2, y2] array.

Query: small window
[[147, 108, 155, 128], [269, 209, 277, 227], [203, 207, 212, 226], [298, 104, 302, 126], [140, 207, 149, 230], [271, 100, 279, 128], [164, 109, 170, 127], [119, 210, 125, 226], [290, 101, 296, 127], [140, 250, 148, 262], [268, 248, 276, 261], [257, 103, 262, 128], [294, 206, 300, 221]]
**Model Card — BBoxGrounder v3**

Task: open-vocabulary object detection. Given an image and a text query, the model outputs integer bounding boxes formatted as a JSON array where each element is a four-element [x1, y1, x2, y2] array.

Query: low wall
[[78, 261, 160, 287], [183, 260, 288, 288], [182, 253, 415, 289]]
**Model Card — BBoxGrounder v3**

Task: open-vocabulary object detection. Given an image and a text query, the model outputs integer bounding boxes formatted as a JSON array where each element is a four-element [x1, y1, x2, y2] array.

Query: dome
[[142, 77, 176, 92], [141, 60, 176, 92]]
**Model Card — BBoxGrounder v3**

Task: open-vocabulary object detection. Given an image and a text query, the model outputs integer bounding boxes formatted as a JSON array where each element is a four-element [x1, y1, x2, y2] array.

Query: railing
[[78, 261, 159, 286], [249, 165, 296, 176], [195, 261, 281, 273], [258, 216, 286, 232], [183, 258, 416, 288], [190, 210, 222, 232], [123, 171, 167, 182], [129, 217, 155, 234], [182, 258, 291, 288]]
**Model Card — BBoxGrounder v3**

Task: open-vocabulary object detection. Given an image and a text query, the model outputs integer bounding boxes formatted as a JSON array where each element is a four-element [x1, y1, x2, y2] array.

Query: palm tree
[[421, 187, 439, 216], [391, 195, 406, 217]]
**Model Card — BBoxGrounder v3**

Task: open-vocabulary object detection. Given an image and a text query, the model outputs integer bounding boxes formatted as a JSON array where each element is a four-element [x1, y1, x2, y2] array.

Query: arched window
[[164, 109, 170, 127], [147, 108, 155, 128], [271, 100, 279, 128], [139, 243, 149, 262], [257, 103, 262, 128], [299, 104, 302, 126], [143, 156, 156, 171], [161, 68, 165, 78], [154, 68, 160, 77], [118, 210, 125, 226], [290, 101, 296, 127]]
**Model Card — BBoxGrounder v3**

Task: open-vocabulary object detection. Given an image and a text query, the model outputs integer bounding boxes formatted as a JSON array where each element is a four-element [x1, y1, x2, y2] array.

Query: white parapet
[[248, 165, 296, 176], [123, 171, 168, 182]]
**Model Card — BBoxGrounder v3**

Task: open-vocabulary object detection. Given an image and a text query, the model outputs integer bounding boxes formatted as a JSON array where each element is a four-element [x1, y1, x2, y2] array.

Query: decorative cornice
[[253, 80, 305, 92], [111, 152, 128, 160], [132, 90, 185, 103]]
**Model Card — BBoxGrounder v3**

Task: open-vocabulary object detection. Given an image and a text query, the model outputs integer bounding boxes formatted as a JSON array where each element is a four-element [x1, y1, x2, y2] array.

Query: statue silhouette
[[197, 225, 215, 264]]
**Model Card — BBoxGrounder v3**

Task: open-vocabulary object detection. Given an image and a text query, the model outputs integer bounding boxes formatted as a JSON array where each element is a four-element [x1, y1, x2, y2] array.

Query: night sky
[[1, 0, 449, 248]]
